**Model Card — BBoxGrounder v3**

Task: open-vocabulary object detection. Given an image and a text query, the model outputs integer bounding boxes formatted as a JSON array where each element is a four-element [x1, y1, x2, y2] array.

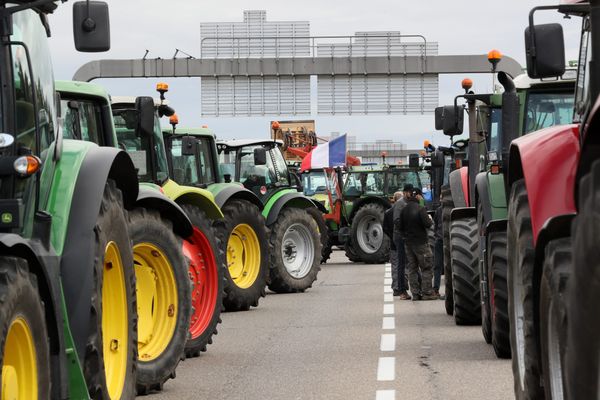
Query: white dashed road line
[[382, 316, 395, 330], [384, 293, 393, 302], [377, 357, 396, 381], [383, 303, 395, 315], [380, 334, 396, 352], [377, 264, 396, 399], [384, 286, 393, 293], [376, 389, 396, 400]]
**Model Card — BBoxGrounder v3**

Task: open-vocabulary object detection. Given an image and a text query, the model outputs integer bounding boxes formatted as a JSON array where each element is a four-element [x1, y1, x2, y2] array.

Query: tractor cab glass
[[489, 107, 502, 152], [168, 136, 216, 187], [575, 17, 592, 121], [344, 172, 384, 196], [386, 169, 422, 195], [60, 98, 103, 144], [302, 171, 328, 196], [524, 91, 574, 132], [113, 108, 169, 183]]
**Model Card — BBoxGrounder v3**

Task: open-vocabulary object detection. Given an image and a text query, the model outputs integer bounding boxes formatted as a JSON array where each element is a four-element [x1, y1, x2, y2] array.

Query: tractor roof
[[217, 139, 283, 148], [111, 96, 166, 107], [514, 69, 576, 90], [56, 80, 110, 101], [163, 127, 215, 139]]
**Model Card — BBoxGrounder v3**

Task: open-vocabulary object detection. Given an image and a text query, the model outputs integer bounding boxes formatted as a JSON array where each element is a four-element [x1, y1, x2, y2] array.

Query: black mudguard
[[310, 198, 328, 214], [265, 192, 317, 226], [136, 187, 193, 238], [0, 234, 67, 400], [449, 169, 467, 208], [214, 185, 264, 210], [475, 172, 493, 224], [60, 147, 138, 365]]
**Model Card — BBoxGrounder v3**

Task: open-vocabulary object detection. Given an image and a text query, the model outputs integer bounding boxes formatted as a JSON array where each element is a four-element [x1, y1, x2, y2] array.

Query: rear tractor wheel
[[181, 205, 226, 358], [85, 180, 137, 400], [128, 209, 191, 395], [350, 203, 390, 264], [217, 200, 269, 311], [269, 208, 322, 293]]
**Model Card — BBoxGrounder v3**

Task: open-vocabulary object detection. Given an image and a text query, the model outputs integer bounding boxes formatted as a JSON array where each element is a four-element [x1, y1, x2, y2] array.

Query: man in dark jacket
[[398, 188, 437, 300], [392, 188, 411, 299]]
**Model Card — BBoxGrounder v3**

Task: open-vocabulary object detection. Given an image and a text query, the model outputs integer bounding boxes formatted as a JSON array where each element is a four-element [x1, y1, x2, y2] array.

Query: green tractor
[[56, 80, 202, 393], [57, 83, 225, 365], [162, 124, 270, 311], [217, 139, 323, 293], [342, 160, 422, 264], [0, 2, 155, 399]]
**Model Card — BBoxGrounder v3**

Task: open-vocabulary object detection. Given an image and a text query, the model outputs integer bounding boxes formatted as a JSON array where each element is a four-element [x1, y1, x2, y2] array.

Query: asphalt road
[[155, 250, 513, 400]]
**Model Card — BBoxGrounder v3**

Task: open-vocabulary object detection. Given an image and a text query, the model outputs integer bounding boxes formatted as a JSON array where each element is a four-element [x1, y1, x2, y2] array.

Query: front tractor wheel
[[350, 203, 390, 264], [181, 205, 226, 358], [269, 208, 322, 293], [85, 180, 137, 400], [128, 209, 191, 395], [217, 200, 269, 311], [0, 257, 50, 400]]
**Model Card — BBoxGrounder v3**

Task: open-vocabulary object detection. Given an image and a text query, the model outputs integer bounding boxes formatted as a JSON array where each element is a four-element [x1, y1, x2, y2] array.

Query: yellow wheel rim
[[2, 317, 37, 400], [134, 243, 177, 362], [102, 242, 128, 400], [227, 223, 261, 289]]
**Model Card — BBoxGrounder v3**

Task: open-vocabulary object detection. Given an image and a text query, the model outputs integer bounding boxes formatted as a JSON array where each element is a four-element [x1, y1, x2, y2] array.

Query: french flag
[[300, 134, 347, 171]]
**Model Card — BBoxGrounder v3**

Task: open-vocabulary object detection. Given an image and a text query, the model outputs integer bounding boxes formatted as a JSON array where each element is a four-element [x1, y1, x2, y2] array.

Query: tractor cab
[[217, 140, 293, 201]]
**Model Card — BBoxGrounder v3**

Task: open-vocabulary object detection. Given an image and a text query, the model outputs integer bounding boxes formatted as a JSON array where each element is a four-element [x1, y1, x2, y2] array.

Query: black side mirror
[[431, 150, 444, 168], [254, 147, 267, 166], [441, 105, 463, 136], [73, 1, 110, 52], [181, 136, 196, 156], [408, 154, 420, 168], [525, 23, 565, 79], [158, 104, 175, 118], [135, 96, 154, 137], [434, 107, 444, 130]]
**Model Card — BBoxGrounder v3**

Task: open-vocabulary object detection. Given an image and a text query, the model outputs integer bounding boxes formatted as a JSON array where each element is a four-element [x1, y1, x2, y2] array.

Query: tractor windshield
[[344, 171, 385, 196], [169, 136, 216, 187], [387, 169, 422, 194], [524, 91, 574, 133], [113, 108, 170, 183], [488, 107, 502, 152], [302, 171, 328, 196]]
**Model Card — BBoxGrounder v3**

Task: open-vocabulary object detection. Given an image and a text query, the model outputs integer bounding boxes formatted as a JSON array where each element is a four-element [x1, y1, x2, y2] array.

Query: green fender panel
[[39, 140, 94, 255], [205, 182, 234, 198], [262, 188, 297, 218], [162, 179, 224, 219], [263, 189, 316, 225], [487, 172, 508, 220]]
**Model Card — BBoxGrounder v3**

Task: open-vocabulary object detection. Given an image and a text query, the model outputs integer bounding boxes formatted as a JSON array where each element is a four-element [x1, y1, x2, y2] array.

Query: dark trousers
[[433, 238, 443, 290], [391, 235, 408, 292], [405, 241, 434, 296]]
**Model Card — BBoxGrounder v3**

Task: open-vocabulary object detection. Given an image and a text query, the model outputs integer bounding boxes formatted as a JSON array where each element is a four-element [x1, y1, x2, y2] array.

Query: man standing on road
[[391, 186, 413, 300], [399, 188, 437, 300]]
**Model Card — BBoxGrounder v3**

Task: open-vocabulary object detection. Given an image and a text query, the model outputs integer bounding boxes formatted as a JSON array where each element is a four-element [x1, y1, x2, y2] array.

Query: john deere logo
[[1, 213, 12, 224]]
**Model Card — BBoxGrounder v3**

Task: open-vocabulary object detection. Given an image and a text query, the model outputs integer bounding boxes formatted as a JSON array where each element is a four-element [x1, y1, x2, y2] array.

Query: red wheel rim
[[183, 227, 219, 339]]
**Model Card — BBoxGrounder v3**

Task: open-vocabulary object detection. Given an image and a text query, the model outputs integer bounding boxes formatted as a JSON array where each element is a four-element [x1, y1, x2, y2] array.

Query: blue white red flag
[[300, 134, 347, 171]]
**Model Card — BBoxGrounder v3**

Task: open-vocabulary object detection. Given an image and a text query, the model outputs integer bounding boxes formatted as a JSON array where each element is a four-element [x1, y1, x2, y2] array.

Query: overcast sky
[[48, 1, 582, 148]]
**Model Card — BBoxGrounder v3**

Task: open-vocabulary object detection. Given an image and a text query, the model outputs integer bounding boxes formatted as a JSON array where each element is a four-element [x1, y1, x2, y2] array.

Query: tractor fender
[[348, 196, 391, 223], [534, 214, 575, 274], [449, 167, 469, 208], [162, 179, 224, 220], [474, 171, 507, 224], [136, 187, 193, 238], [508, 124, 580, 245], [212, 184, 264, 210], [310, 198, 328, 214], [264, 191, 317, 226], [0, 234, 68, 400], [450, 206, 476, 223], [475, 172, 493, 225], [58, 144, 138, 366]]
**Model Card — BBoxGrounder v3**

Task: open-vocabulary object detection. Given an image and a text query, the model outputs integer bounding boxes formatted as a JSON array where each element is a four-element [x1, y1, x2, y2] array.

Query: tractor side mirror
[[431, 150, 444, 168], [73, 1, 111, 52], [181, 136, 196, 156], [254, 147, 267, 166], [158, 104, 175, 118], [434, 107, 444, 130], [408, 154, 420, 168], [441, 105, 463, 136], [525, 23, 565, 79], [135, 96, 155, 138]]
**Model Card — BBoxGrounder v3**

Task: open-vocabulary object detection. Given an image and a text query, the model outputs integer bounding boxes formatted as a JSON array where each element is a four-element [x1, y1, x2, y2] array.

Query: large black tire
[[181, 205, 226, 358], [478, 202, 492, 344], [507, 179, 544, 400], [540, 238, 570, 400], [268, 207, 322, 293], [441, 185, 454, 315], [217, 200, 269, 311], [566, 160, 600, 400], [349, 203, 390, 264], [488, 231, 511, 359], [127, 208, 191, 395], [306, 206, 332, 264], [344, 240, 361, 262], [449, 217, 481, 325], [0, 257, 51, 399], [85, 180, 137, 400]]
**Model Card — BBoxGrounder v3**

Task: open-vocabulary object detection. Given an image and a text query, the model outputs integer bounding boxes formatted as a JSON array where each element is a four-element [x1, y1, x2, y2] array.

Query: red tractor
[[504, 2, 599, 399]]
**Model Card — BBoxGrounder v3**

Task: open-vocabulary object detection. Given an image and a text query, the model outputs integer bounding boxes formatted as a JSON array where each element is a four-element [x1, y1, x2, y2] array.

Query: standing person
[[433, 202, 445, 299], [383, 204, 400, 295], [398, 188, 437, 300], [392, 187, 412, 300]]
